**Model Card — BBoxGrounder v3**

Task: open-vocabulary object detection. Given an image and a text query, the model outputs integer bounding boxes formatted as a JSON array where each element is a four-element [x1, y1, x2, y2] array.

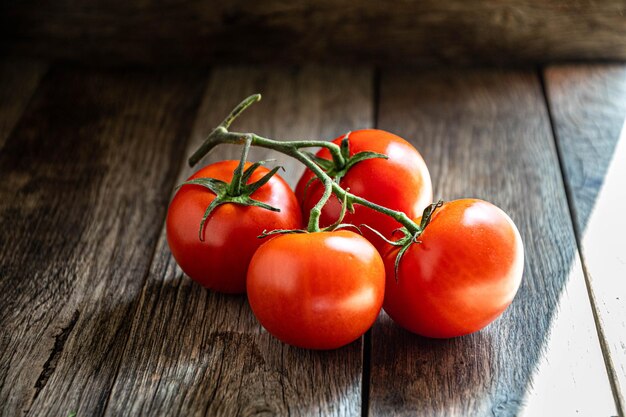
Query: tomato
[[247, 230, 385, 349], [295, 129, 432, 251], [383, 199, 524, 338], [166, 160, 301, 294]]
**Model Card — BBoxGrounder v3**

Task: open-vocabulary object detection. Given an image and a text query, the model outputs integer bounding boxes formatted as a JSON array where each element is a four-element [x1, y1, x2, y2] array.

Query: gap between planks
[[538, 68, 623, 417], [542, 64, 626, 416]]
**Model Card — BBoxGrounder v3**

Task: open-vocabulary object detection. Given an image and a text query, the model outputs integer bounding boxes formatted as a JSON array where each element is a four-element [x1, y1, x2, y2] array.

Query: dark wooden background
[[1, 1, 626, 67]]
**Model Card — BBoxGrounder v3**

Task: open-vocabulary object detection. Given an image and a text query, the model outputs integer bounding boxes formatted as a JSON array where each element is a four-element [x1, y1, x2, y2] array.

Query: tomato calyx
[[300, 132, 388, 217], [363, 200, 444, 281], [303, 132, 388, 184], [179, 159, 283, 242]]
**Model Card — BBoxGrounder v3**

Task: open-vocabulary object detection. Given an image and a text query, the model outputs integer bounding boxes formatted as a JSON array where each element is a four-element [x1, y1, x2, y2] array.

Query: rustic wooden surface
[[545, 65, 626, 416], [1, 62, 625, 417], [2, 1, 626, 67]]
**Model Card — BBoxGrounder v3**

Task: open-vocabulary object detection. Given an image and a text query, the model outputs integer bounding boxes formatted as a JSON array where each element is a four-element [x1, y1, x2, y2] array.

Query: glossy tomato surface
[[247, 230, 385, 350], [295, 129, 432, 251], [383, 199, 524, 338], [166, 160, 302, 294]]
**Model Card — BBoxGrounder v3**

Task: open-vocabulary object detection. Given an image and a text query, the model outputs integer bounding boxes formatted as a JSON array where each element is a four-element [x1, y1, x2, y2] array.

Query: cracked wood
[[32, 311, 79, 401]]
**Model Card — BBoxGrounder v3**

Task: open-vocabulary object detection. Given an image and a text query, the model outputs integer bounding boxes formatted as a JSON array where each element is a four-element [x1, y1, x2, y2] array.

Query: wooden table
[[1, 61, 625, 417]]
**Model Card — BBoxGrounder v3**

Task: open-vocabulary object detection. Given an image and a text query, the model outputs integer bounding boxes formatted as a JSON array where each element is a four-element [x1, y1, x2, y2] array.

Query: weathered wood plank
[[2, 1, 626, 67], [102, 66, 373, 416], [0, 60, 47, 147], [0, 67, 205, 417], [544, 64, 626, 415], [370, 70, 617, 416]]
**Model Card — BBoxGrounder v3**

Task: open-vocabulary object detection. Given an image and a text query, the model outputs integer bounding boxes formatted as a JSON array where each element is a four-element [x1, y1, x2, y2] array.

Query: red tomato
[[166, 160, 302, 294], [295, 129, 432, 251], [383, 199, 524, 338], [247, 230, 385, 349]]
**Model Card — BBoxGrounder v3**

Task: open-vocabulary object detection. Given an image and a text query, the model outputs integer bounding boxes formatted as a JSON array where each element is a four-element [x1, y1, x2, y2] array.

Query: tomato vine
[[192, 95, 438, 230]]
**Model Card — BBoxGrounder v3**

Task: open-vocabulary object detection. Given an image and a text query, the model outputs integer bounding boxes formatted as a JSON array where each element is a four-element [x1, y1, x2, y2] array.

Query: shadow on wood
[[545, 64, 626, 414]]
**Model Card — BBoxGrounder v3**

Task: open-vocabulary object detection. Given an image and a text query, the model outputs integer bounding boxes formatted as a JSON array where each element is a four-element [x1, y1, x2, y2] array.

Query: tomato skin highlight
[[383, 199, 524, 338], [247, 230, 385, 350], [166, 160, 302, 294], [295, 129, 432, 251]]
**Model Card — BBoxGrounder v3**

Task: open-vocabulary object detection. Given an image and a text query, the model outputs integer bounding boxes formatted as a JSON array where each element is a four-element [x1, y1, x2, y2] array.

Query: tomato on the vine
[[166, 160, 302, 294], [383, 199, 524, 338], [247, 230, 385, 350], [295, 129, 432, 251]]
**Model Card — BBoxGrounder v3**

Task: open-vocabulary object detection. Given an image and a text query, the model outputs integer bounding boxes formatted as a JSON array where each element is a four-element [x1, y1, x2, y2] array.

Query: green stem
[[307, 171, 333, 232], [221, 94, 261, 130], [188, 94, 345, 169], [227, 135, 252, 196], [189, 95, 422, 235], [289, 141, 346, 169]]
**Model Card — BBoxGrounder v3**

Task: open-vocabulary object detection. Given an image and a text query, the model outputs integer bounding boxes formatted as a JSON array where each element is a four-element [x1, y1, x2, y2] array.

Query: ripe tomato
[[383, 199, 524, 338], [295, 129, 432, 251], [166, 160, 301, 294], [247, 230, 385, 349]]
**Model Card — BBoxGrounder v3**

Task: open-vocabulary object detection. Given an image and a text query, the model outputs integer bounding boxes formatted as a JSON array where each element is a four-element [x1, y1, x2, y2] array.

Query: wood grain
[[369, 70, 617, 416], [0, 67, 205, 417], [0, 60, 47, 147], [1, 1, 626, 67], [544, 64, 626, 415], [102, 66, 373, 416]]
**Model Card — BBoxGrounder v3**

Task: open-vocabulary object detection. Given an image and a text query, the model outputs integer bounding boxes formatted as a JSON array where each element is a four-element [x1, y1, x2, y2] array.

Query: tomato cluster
[[167, 128, 524, 350]]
